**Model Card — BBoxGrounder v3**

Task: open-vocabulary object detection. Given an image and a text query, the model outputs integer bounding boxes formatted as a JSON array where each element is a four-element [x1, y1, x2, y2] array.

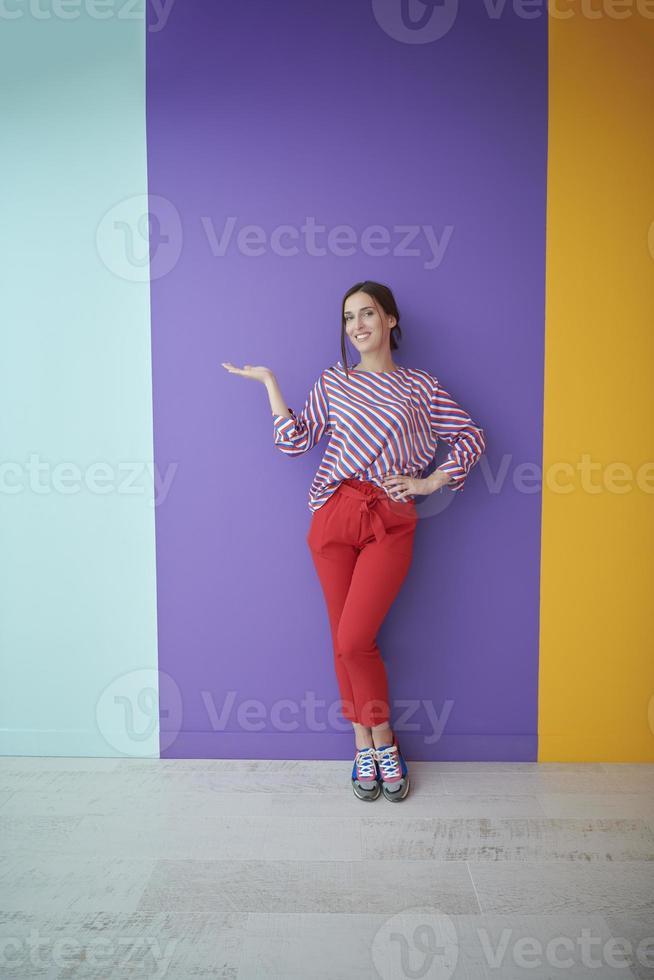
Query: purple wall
[[147, 0, 547, 759]]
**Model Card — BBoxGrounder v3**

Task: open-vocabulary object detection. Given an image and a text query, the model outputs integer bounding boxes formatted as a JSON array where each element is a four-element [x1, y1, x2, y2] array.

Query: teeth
[[356, 333, 371, 340]]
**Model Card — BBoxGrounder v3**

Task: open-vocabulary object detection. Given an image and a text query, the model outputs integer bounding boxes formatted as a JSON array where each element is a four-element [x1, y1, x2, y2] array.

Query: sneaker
[[374, 735, 410, 801], [351, 746, 381, 801]]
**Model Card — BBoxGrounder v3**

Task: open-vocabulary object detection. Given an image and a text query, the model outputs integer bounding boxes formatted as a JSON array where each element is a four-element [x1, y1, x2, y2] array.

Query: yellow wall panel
[[540, 5, 654, 761]]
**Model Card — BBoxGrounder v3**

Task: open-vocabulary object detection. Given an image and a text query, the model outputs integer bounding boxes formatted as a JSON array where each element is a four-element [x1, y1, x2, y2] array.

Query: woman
[[222, 280, 486, 803]]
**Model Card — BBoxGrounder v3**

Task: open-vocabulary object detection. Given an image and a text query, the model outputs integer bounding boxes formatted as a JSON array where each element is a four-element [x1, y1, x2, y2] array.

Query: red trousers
[[306, 477, 418, 728]]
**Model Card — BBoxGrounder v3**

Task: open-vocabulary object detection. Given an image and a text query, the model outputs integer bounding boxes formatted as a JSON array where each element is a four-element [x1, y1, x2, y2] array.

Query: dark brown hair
[[340, 281, 402, 377]]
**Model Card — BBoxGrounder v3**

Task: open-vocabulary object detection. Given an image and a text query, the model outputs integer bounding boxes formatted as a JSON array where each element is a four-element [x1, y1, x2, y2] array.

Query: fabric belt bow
[[359, 489, 388, 545]]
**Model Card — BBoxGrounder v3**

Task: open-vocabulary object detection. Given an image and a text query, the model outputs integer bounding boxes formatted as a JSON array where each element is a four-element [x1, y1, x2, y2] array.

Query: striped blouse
[[272, 360, 486, 512]]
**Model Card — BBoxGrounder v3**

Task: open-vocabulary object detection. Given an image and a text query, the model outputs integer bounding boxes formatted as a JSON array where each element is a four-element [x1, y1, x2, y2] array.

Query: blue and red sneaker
[[374, 734, 410, 801], [351, 746, 381, 801]]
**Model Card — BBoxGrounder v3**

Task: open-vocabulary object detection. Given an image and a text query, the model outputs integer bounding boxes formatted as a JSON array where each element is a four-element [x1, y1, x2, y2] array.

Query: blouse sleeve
[[273, 371, 331, 456], [430, 375, 486, 492]]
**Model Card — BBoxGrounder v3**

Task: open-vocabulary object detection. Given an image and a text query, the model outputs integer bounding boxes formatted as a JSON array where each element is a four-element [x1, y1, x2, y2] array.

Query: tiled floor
[[0, 757, 652, 979]]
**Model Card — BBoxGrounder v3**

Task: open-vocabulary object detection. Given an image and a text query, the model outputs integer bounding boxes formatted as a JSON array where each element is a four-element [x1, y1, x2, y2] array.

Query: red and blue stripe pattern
[[273, 361, 486, 511]]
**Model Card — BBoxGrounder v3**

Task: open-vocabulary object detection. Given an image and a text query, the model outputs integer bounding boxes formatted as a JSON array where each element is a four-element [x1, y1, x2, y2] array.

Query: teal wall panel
[[0, 4, 159, 756]]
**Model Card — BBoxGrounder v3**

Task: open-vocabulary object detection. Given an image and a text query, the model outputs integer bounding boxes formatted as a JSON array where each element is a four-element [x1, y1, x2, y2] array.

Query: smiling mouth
[[355, 332, 371, 341]]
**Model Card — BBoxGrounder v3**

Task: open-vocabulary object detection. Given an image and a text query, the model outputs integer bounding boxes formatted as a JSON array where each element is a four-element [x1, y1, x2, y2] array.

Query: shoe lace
[[374, 744, 401, 780], [355, 746, 377, 779]]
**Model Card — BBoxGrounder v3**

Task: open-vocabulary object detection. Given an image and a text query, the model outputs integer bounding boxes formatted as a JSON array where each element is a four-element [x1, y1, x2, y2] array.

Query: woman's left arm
[[425, 377, 487, 493]]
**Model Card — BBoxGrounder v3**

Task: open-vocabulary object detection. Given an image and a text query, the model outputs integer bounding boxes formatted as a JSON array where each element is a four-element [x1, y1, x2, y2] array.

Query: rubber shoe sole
[[380, 774, 410, 802], [351, 777, 381, 801], [351, 746, 381, 801]]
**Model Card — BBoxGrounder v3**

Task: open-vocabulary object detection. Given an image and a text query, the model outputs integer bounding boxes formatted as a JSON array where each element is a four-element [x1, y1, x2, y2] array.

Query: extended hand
[[221, 362, 274, 385]]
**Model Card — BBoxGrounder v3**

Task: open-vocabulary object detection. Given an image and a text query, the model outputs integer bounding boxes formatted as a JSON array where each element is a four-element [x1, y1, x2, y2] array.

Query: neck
[[354, 352, 398, 374]]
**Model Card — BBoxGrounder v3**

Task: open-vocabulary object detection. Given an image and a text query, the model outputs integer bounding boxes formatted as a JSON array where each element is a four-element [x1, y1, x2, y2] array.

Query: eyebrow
[[344, 307, 373, 314]]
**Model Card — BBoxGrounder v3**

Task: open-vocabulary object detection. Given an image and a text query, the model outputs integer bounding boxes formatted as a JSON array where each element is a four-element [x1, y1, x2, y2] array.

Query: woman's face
[[343, 292, 393, 354]]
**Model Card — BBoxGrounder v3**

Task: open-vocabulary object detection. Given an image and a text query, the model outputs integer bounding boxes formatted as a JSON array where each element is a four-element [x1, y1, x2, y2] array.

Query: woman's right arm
[[221, 361, 330, 455], [269, 371, 331, 456], [222, 362, 291, 418], [264, 374, 293, 420]]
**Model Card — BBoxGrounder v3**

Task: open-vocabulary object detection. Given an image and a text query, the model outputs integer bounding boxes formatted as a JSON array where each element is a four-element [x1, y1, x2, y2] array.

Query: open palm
[[221, 362, 273, 385]]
